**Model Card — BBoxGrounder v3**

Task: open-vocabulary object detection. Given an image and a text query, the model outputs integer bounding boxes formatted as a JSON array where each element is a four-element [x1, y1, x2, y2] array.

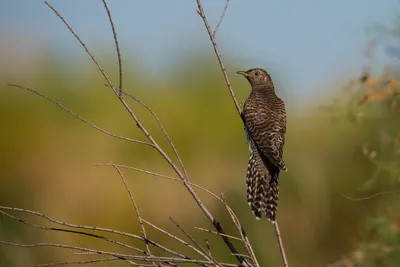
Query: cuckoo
[[237, 68, 287, 222]]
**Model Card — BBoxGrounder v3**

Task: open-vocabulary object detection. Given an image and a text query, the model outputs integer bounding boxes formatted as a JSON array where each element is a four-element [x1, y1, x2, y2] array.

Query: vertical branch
[[102, 0, 123, 97], [274, 222, 288, 267]]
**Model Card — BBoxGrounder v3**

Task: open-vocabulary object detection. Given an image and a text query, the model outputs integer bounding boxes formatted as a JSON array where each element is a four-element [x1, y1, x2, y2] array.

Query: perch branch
[[274, 222, 288, 267], [196, 1, 289, 266]]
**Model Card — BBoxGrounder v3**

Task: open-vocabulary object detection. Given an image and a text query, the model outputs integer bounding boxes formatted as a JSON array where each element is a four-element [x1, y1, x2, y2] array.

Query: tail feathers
[[263, 171, 279, 221], [246, 142, 280, 222]]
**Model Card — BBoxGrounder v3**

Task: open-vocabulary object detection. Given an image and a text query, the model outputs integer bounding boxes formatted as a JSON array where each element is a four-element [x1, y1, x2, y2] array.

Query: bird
[[237, 68, 287, 222]]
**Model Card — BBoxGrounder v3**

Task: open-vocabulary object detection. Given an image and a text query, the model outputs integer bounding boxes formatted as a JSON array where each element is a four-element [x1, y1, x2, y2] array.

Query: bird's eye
[[254, 71, 260, 76]]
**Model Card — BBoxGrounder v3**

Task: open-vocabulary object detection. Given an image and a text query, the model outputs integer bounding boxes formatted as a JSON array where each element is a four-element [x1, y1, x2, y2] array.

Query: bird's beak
[[236, 71, 249, 77]]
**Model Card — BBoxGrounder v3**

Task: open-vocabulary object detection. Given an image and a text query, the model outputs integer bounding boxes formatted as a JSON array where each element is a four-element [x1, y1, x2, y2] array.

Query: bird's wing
[[243, 108, 286, 170]]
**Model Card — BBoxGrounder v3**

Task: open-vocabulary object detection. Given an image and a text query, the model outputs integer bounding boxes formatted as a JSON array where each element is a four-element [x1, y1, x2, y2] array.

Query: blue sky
[[1, 0, 399, 103]]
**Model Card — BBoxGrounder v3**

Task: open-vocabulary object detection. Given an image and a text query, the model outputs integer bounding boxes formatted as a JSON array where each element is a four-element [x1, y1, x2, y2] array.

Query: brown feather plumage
[[238, 68, 287, 222]]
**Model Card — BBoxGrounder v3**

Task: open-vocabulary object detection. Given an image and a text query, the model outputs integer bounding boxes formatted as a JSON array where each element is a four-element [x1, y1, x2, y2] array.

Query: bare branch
[[1, 241, 239, 266], [45, 1, 182, 177], [96, 163, 222, 201], [122, 90, 189, 179], [340, 191, 398, 201], [169, 217, 221, 266], [0, 206, 183, 258], [194, 227, 242, 242], [142, 219, 209, 261], [205, 239, 212, 257], [31, 257, 122, 267], [102, 0, 123, 97], [0, 210, 146, 255], [274, 222, 288, 267], [45, 1, 118, 96], [223, 198, 258, 267], [111, 163, 155, 265], [231, 253, 254, 260], [100, 162, 254, 264], [196, 0, 241, 116], [0, 241, 133, 261], [7, 84, 153, 148], [44, 2, 248, 265], [213, 0, 230, 37]]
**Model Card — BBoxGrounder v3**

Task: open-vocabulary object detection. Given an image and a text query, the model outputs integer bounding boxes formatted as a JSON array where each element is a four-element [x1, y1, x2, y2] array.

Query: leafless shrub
[[1, 1, 289, 266]]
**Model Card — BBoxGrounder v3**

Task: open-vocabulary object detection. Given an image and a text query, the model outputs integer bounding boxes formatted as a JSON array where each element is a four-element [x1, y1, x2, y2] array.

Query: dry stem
[[111, 164, 155, 265]]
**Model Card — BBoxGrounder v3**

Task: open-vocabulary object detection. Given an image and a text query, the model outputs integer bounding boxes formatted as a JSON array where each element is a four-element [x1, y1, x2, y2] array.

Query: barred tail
[[263, 168, 279, 222], [246, 141, 280, 222]]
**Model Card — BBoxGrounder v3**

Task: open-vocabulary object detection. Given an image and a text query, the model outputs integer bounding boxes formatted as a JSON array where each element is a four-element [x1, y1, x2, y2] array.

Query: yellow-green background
[[1, 3, 400, 267]]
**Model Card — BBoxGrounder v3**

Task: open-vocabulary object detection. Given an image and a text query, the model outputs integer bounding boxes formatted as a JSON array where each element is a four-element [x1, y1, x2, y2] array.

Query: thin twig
[[213, 0, 230, 37], [45, 2, 118, 95], [7, 84, 153, 148], [195, 227, 242, 241], [97, 163, 246, 264], [231, 254, 255, 261], [31, 257, 121, 267], [142, 219, 208, 261], [223, 198, 258, 267], [122, 91, 189, 180], [169, 217, 221, 266], [0, 210, 146, 255], [274, 222, 288, 267], [196, 0, 241, 116], [1, 242, 239, 266], [0, 241, 132, 261], [45, 2, 182, 178], [102, 0, 123, 97], [111, 164, 155, 266], [0, 206, 183, 258], [96, 163, 222, 201], [205, 239, 212, 257], [340, 191, 398, 201]]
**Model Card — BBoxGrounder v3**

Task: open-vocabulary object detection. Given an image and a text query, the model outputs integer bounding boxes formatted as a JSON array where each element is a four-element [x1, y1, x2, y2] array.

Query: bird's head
[[236, 68, 273, 88]]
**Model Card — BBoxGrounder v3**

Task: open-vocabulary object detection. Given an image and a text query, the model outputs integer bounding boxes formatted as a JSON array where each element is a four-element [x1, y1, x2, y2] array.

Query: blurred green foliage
[[323, 70, 400, 267]]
